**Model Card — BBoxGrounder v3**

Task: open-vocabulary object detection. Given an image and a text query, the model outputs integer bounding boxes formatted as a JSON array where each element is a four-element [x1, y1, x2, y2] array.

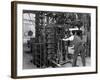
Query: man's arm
[[62, 36, 74, 41]]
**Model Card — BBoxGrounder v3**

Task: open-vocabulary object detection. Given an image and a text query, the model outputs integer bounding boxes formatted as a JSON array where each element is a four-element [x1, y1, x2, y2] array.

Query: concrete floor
[[23, 46, 91, 69]]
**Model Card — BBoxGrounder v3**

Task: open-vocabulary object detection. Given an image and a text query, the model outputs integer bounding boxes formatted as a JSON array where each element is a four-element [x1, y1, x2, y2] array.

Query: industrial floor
[[23, 45, 91, 69]]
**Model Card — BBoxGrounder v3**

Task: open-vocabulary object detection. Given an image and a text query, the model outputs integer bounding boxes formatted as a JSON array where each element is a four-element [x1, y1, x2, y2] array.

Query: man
[[62, 30, 86, 67]]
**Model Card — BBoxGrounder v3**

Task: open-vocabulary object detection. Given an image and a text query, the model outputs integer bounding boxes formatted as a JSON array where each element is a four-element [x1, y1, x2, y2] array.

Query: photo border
[[11, 1, 98, 79]]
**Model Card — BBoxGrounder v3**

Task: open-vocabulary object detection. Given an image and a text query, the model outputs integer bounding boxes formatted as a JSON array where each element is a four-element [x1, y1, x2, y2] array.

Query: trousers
[[72, 43, 86, 67]]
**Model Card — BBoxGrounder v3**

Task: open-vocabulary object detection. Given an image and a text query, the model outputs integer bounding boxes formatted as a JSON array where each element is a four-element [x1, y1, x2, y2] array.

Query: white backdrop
[[0, 0, 99, 80]]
